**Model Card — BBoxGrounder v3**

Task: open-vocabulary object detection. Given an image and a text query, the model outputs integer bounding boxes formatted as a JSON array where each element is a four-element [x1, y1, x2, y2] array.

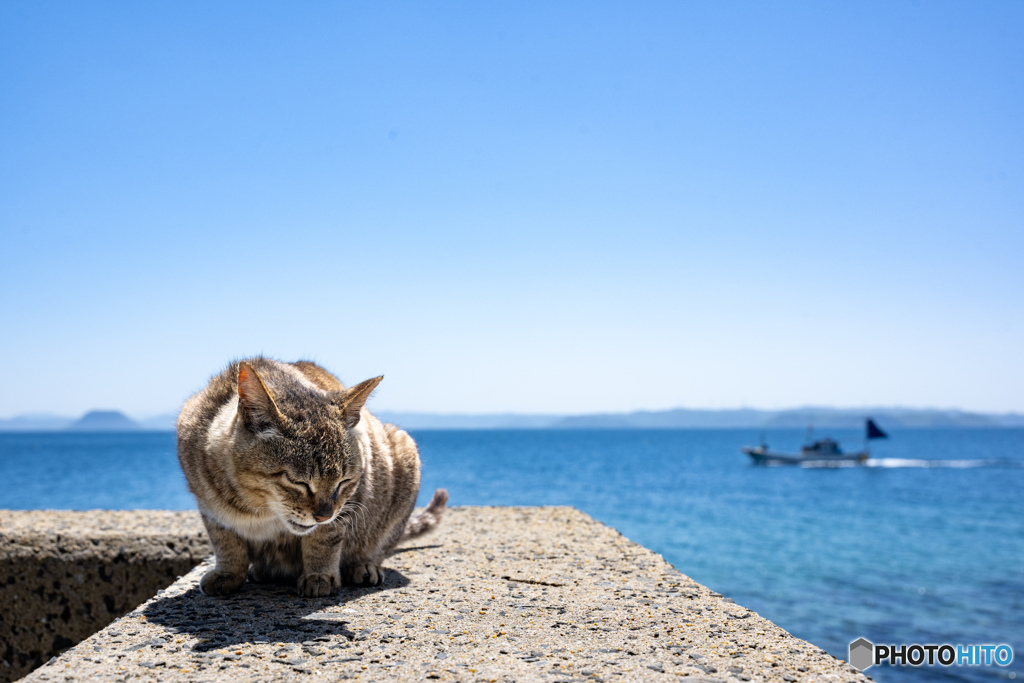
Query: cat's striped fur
[[177, 357, 447, 597]]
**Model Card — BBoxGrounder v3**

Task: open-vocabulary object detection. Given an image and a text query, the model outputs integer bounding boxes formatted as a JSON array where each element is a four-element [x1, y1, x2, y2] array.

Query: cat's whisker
[[335, 502, 359, 527], [346, 500, 371, 523], [338, 500, 371, 532]]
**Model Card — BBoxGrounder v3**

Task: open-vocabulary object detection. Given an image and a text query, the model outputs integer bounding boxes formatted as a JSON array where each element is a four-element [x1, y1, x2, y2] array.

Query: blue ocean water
[[1, 428, 1021, 683]]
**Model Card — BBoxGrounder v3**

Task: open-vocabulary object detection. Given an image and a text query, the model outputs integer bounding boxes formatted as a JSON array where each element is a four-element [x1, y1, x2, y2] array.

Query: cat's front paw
[[199, 570, 246, 596], [347, 563, 384, 587], [298, 571, 340, 597]]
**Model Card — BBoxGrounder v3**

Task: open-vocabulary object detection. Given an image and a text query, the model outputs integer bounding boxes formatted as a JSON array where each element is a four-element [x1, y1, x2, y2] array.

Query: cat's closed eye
[[332, 480, 351, 500], [277, 472, 313, 496]]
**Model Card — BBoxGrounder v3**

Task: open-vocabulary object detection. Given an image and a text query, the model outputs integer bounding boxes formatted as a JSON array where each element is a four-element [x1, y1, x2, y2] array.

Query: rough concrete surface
[[18, 506, 868, 683], [0, 511, 210, 683]]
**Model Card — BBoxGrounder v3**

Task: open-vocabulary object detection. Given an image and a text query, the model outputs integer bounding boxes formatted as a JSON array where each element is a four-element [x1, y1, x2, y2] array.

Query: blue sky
[[1, 1, 1021, 417]]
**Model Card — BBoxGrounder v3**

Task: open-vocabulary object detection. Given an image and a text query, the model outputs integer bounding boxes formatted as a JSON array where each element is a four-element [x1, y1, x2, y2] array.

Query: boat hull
[[742, 446, 869, 466]]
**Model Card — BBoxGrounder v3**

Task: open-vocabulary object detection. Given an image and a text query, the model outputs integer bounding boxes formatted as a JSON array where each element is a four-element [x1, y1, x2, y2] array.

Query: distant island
[[1, 407, 1022, 432], [378, 407, 1024, 430], [0, 411, 178, 432], [67, 410, 142, 431]]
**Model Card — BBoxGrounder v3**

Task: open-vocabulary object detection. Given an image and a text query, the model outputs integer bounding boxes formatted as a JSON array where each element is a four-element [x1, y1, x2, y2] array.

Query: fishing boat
[[742, 419, 888, 466]]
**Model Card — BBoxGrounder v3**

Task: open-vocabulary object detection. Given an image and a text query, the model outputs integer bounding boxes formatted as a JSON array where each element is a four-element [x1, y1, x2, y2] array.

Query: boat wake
[[866, 458, 1024, 469], [797, 458, 1024, 469]]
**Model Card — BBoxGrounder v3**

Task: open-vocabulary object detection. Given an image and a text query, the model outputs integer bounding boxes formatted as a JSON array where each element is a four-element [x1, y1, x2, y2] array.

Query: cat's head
[[230, 361, 381, 536]]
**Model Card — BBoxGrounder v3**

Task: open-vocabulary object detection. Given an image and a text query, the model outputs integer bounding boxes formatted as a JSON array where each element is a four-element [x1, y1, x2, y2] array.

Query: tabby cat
[[177, 358, 447, 597]]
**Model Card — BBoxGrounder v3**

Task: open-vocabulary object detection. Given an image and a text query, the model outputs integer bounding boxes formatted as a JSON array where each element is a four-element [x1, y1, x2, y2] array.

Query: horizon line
[[4, 404, 1024, 422]]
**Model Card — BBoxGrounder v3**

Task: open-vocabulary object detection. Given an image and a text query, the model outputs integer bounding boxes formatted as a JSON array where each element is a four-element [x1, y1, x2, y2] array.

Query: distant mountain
[[387, 407, 1024, 430], [757, 408, 1001, 429], [989, 412, 1024, 427], [65, 410, 141, 431], [2, 407, 1023, 432], [376, 412, 560, 430], [553, 407, 1024, 430], [0, 411, 177, 432], [0, 413, 74, 431], [553, 408, 769, 429]]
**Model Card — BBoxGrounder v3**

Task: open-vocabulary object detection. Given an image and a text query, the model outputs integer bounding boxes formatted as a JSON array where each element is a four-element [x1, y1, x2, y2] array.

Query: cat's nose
[[314, 501, 333, 522]]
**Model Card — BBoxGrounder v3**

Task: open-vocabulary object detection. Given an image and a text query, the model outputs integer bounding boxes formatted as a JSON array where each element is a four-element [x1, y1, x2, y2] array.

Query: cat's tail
[[402, 488, 448, 541]]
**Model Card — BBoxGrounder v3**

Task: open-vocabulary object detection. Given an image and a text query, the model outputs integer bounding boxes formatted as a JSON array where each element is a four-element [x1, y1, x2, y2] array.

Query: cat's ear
[[237, 362, 287, 435], [332, 376, 383, 429]]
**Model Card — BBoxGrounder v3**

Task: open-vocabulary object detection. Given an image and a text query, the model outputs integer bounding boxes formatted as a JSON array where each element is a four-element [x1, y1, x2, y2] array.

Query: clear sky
[[1, 1, 1022, 418]]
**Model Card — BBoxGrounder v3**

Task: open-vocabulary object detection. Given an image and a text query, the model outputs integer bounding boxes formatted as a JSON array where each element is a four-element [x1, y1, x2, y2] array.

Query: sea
[[1, 428, 1021, 683]]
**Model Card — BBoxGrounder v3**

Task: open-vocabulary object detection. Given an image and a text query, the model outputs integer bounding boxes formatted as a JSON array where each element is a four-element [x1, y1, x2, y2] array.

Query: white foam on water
[[794, 458, 1024, 469], [864, 458, 1024, 469]]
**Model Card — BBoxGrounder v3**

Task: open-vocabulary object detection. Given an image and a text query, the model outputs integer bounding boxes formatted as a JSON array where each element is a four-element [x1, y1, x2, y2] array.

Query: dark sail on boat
[[866, 418, 888, 440]]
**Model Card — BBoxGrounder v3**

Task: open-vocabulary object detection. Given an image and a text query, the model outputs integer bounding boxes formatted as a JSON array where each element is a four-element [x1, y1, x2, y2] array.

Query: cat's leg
[[343, 558, 386, 587], [340, 524, 405, 587], [199, 514, 249, 596], [298, 532, 344, 597], [248, 536, 303, 585], [247, 559, 273, 584], [247, 541, 272, 584], [336, 531, 385, 587], [340, 492, 419, 587]]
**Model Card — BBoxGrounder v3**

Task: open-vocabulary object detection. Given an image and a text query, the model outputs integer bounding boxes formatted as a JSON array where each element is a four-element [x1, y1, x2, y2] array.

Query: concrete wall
[[0, 511, 209, 683], [3, 508, 870, 683], [14, 507, 870, 683]]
